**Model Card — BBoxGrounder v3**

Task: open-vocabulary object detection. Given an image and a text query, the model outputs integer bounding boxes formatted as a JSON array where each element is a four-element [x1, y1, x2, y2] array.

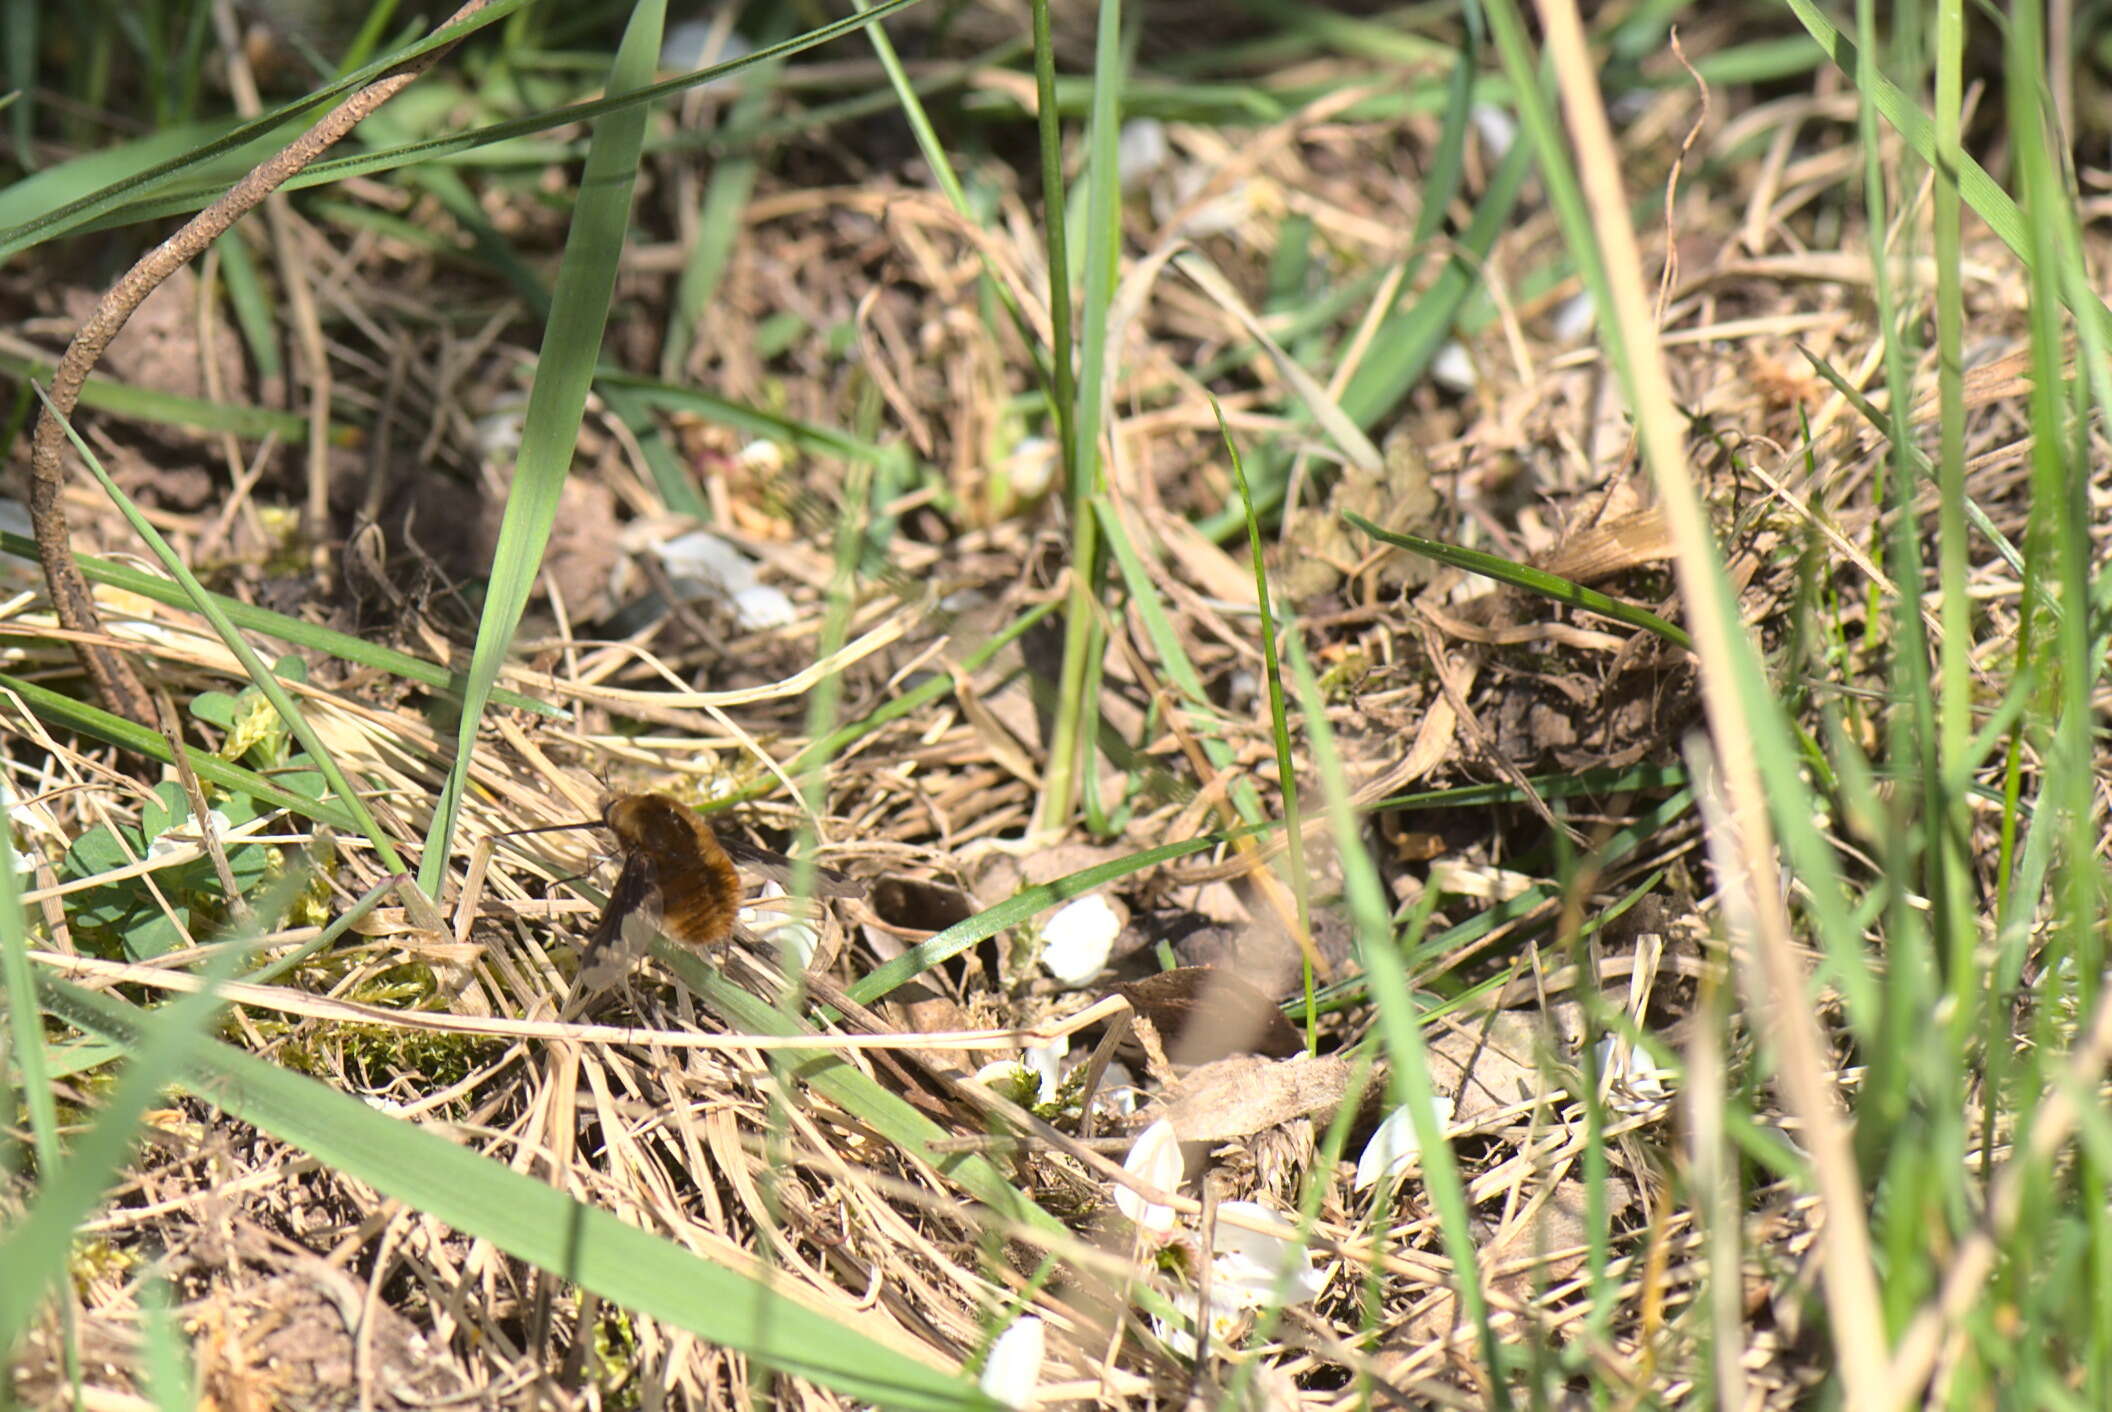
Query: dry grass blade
[[22, 0, 496, 728], [1524, 2, 1888, 1405], [5, 3, 2096, 1406]]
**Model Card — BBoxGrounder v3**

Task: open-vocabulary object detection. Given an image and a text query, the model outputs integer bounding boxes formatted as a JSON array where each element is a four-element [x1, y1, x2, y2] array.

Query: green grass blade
[[1198, 136, 1534, 541], [1849, 0, 1949, 1211], [0, 0, 528, 260], [417, 0, 663, 899], [1930, 0, 1972, 976], [40, 391, 413, 881], [1221, 401, 1314, 1038], [854, 0, 972, 216], [659, 16, 783, 386], [1090, 499, 1267, 826], [0, 351, 329, 443], [2012, 0, 2104, 1032], [855, 0, 1060, 407], [1034, 0, 1123, 834], [1794, 346, 2029, 581], [0, 875, 302, 1350], [858, 758, 1691, 1010], [210, 230, 284, 385], [1344, 511, 1693, 649], [0, 530, 556, 717], [1487, 0, 1890, 1393], [850, 821, 1271, 1006], [1484, 0, 1877, 1029], [596, 371, 899, 466], [3, 0, 35, 174], [1418, 3, 1480, 248], [0, 764, 60, 1208], [1285, 626, 1510, 1406], [30, 975, 988, 1409], [668, 953, 1068, 1244], [1782, 0, 2112, 348], [1176, 250, 1381, 471], [0, 673, 360, 833], [1337, 136, 1534, 430], [388, 162, 711, 521], [1033, 0, 1076, 454], [730, 598, 1064, 805], [28, 0, 932, 249], [137, 1270, 192, 1412]]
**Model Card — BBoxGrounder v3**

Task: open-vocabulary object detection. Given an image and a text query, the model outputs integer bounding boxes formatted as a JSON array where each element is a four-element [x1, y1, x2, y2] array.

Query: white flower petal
[[146, 808, 234, 860], [472, 404, 527, 459], [773, 919, 820, 968], [978, 1315, 1045, 1409], [736, 439, 785, 474], [1553, 290, 1597, 342], [1210, 1202, 1326, 1307], [1158, 165, 1252, 239], [736, 880, 818, 967], [1595, 1034, 1675, 1112], [1000, 437, 1059, 500], [1115, 1119, 1182, 1234], [1153, 1288, 1244, 1360], [1430, 340, 1479, 393], [1020, 1038, 1067, 1106], [1150, 1308, 1194, 1360], [1092, 1063, 1143, 1121], [655, 530, 758, 596], [660, 17, 754, 85], [3, 778, 62, 842], [1118, 117, 1169, 188], [731, 584, 796, 630], [1471, 102, 1517, 161], [1040, 894, 1120, 985], [1355, 1094, 1453, 1191]]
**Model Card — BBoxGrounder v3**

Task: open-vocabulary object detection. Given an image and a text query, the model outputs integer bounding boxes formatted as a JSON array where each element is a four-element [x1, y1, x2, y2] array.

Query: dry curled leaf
[[1426, 1012, 1556, 1123], [1111, 967, 1302, 1062], [1137, 1053, 1354, 1143]]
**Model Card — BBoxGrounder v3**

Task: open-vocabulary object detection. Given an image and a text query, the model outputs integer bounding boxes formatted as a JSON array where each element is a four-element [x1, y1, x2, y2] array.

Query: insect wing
[[716, 835, 863, 899], [579, 847, 662, 988]]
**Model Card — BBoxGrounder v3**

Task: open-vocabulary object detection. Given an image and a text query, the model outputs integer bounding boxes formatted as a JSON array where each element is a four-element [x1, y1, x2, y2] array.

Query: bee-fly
[[507, 792, 860, 988]]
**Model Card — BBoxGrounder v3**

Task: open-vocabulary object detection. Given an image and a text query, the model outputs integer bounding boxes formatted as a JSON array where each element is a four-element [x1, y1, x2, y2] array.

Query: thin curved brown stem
[[26, 0, 491, 729]]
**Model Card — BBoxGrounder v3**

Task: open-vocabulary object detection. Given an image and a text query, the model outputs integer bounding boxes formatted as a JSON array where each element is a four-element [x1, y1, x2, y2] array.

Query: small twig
[[211, 0, 339, 563], [156, 685, 246, 922], [1412, 616, 1583, 846], [923, 1132, 1137, 1156], [26, 0, 492, 728]]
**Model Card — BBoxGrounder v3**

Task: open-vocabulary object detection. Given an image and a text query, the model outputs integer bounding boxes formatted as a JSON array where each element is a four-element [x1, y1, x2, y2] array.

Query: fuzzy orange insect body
[[574, 792, 862, 987], [598, 791, 742, 953]]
